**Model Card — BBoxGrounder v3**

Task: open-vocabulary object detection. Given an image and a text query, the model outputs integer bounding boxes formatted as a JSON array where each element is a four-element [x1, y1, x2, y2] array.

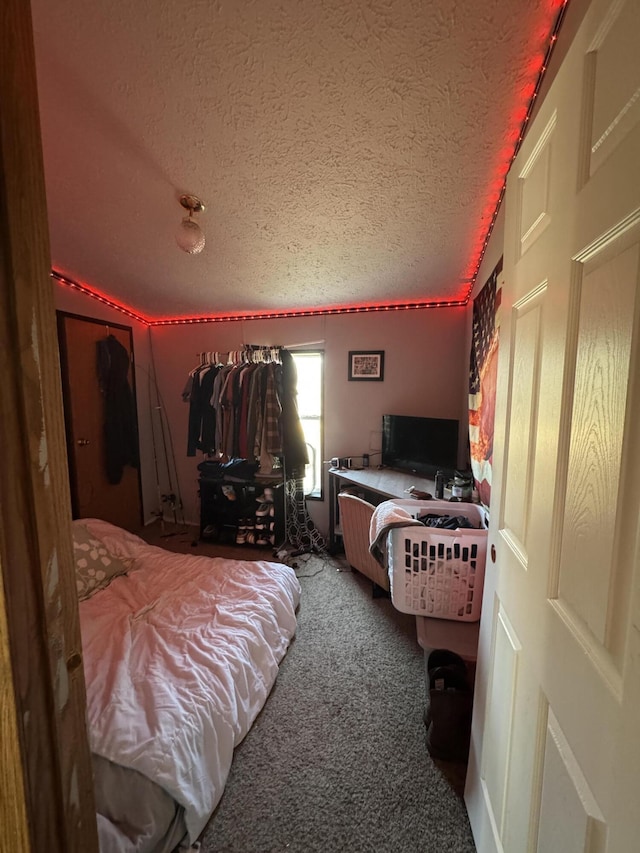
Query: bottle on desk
[[435, 470, 444, 500]]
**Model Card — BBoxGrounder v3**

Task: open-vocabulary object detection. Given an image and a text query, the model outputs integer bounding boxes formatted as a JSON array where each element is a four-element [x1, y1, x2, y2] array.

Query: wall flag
[[468, 259, 502, 510]]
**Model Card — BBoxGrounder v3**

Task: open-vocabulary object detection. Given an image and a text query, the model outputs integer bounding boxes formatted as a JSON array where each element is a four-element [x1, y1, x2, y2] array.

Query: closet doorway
[[57, 312, 143, 531]]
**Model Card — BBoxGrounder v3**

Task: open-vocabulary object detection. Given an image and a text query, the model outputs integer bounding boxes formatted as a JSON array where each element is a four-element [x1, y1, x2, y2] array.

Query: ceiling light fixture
[[176, 194, 206, 254]]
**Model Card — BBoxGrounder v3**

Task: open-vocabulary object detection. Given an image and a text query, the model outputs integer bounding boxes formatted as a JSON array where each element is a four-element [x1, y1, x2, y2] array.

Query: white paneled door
[[465, 0, 640, 850]]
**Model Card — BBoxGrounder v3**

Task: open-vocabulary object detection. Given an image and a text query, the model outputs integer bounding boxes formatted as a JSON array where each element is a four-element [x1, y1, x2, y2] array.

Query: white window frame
[[291, 350, 323, 500]]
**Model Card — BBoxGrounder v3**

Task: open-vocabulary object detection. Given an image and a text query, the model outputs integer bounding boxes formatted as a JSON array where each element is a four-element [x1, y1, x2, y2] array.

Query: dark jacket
[[96, 335, 139, 484]]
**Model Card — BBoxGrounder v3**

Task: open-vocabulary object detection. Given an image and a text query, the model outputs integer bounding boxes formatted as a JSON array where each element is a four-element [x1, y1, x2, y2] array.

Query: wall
[[53, 281, 158, 523], [151, 306, 468, 536], [53, 272, 484, 536]]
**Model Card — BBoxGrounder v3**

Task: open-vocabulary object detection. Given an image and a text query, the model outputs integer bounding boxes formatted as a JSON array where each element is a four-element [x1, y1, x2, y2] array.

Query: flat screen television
[[381, 414, 459, 478]]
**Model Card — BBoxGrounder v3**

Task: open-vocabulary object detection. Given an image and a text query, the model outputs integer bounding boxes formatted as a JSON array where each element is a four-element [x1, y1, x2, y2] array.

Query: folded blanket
[[369, 500, 424, 566]]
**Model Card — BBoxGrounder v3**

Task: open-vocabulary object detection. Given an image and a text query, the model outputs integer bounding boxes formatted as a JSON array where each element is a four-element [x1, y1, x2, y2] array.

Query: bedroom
[[3, 0, 640, 850]]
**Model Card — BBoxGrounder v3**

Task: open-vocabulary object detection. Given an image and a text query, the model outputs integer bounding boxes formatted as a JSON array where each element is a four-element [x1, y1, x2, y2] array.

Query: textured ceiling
[[30, 0, 562, 320]]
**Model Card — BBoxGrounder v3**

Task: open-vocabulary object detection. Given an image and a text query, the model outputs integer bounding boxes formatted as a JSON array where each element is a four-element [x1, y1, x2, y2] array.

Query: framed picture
[[348, 350, 385, 381]]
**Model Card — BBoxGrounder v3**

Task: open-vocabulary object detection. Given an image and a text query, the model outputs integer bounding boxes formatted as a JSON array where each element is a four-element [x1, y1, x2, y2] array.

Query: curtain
[[468, 259, 502, 509]]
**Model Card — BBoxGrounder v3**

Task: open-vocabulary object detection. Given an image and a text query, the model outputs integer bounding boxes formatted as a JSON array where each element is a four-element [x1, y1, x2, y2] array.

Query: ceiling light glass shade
[[176, 217, 205, 254]]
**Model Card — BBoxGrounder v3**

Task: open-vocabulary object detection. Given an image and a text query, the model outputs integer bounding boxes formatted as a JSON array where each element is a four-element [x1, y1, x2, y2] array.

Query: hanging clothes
[[183, 346, 308, 475], [96, 335, 139, 485], [185, 364, 220, 456], [237, 363, 258, 458], [258, 363, 282, 474]]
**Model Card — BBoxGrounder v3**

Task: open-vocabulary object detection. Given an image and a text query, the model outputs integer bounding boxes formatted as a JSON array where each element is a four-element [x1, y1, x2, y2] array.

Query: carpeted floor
[[142, 524, 477, 853]]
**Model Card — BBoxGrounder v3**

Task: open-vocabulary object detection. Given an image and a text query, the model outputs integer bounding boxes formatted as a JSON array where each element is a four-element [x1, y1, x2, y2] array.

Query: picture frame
[[348, 350, 385, 382]]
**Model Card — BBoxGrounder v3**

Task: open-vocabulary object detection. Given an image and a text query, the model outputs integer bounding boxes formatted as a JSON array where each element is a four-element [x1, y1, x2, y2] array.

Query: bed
[[72, 518, 301, 853]]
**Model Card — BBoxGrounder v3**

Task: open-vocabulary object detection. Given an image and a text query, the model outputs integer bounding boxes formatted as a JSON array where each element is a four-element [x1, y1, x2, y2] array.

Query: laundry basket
[[387, 500, 488, 621]]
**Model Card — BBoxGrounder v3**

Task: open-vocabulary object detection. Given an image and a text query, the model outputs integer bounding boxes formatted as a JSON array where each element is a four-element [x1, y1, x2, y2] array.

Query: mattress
[[75, 519, 301, 851]]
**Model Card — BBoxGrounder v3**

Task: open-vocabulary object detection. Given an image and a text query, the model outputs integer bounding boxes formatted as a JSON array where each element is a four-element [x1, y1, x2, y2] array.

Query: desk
[[328, 466, 435, 553], [329, 466, 483, 660]]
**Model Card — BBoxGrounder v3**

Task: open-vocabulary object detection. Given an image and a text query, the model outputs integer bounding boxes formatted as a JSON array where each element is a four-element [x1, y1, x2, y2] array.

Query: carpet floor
[[142, 524, 477, 853]]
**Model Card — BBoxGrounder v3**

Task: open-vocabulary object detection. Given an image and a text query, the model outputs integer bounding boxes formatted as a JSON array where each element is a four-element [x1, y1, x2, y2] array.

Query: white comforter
[[78, 519, 301, 846]]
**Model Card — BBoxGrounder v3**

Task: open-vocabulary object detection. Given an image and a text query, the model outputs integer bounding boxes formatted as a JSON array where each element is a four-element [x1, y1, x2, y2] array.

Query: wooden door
[[57, 312, 143, 531], [465, 0, 640, 849]]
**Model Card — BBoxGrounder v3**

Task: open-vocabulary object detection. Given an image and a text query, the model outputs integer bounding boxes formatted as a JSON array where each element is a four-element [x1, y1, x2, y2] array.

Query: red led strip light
[[53, 269, 465, 324], [53, 2, 570, 325], [150, 299, 467, 325], [52, 271, 152, 325]]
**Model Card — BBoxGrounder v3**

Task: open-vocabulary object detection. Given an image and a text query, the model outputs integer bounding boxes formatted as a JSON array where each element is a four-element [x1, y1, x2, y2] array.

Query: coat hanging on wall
[[97, 334, 139, 485]]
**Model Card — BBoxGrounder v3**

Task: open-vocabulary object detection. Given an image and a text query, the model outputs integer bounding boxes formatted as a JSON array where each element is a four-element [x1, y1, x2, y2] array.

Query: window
[[291, 351, 323, 499]]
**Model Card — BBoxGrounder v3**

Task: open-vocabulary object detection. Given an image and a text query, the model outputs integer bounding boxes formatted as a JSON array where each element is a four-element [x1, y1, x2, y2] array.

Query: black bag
[[197, 457, 259, 482], [418, 513, 476, 530]]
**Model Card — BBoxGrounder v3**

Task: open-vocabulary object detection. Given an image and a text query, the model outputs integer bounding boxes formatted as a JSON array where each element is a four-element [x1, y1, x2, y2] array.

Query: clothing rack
[[196, 345, 283, 368], [185, 345, 297, 466], [185, 346, 325, 552]]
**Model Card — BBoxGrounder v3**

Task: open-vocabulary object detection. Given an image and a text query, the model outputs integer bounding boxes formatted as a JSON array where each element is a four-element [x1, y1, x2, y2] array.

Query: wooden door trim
[[0, 0, 98, 849]]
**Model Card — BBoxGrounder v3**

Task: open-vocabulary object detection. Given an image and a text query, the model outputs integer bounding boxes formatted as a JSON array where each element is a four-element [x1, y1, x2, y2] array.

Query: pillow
[[72, 522, 130, 600], [79, 518, 146, 561]]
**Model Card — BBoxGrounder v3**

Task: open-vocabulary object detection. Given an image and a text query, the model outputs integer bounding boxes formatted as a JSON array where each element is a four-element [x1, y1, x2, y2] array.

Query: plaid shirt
[[263, 363, 283, 455]]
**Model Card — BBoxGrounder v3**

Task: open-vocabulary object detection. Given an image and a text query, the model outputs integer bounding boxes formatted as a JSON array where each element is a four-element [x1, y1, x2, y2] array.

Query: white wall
[[52, 227, 502, 539], [151, 306, 469, 536], [52, 271, 485, 537]]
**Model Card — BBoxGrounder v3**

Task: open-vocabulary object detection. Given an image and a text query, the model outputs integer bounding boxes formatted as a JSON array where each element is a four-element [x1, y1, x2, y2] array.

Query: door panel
[[501, 284, 546, 561], [586, 0, 640, 177], [57, 313, 142, 531], [536, 710, 606, 853], [466, 0, 640, 850], [480, 606, 521, 841], [556, 236, 639, 654]]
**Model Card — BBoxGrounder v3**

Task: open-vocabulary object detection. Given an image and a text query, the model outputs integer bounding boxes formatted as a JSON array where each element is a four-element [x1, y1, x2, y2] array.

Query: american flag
[[468, 260, 502, 509]]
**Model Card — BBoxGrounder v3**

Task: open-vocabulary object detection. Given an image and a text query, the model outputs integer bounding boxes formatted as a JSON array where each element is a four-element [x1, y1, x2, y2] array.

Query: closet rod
[[195, 345, 284, 366], [194, 340, 323, 359]]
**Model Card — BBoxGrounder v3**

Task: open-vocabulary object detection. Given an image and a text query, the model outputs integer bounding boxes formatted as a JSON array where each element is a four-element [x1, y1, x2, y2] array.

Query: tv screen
[[382, 414, 459, 478]]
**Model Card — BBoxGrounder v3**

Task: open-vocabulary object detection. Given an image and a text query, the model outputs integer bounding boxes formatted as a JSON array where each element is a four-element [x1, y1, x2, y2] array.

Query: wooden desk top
[[329, 466, 436, 500]]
